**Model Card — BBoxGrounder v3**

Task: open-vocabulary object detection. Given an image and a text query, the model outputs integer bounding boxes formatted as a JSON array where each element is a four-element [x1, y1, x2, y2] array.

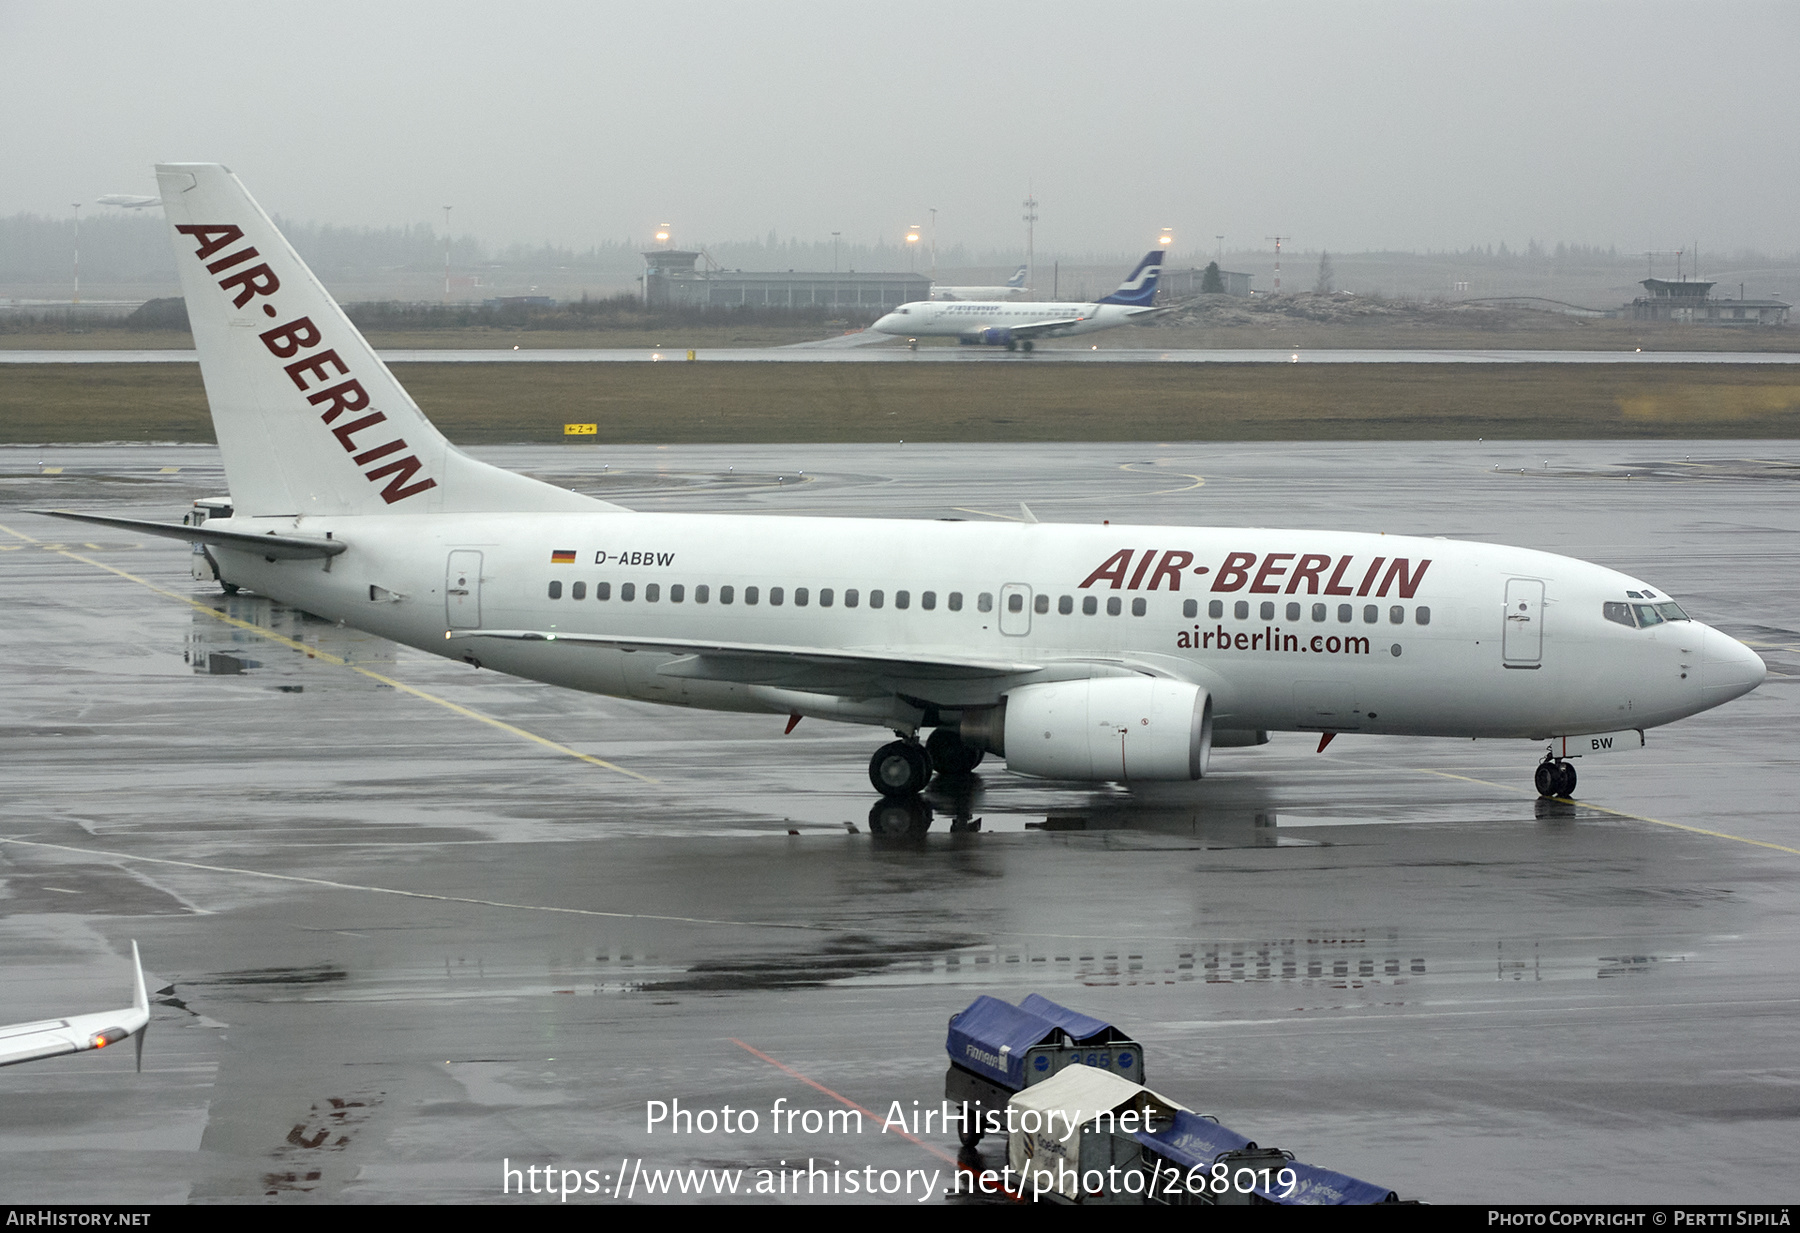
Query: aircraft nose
[[871, 314, 898, 334], [1700, 623, 1766, 701]]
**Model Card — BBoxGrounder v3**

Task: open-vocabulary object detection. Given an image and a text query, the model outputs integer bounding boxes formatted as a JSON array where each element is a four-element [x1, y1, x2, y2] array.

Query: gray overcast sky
[[3, 1, 1797, 259]]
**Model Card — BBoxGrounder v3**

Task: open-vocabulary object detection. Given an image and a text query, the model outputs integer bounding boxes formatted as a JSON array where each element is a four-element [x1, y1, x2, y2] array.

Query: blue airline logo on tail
[[1098, 251, 1164, 307], [1006, 265, 1028, 288]]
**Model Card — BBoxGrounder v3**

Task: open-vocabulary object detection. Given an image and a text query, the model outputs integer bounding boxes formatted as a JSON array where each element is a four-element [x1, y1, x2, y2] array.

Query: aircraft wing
[[33, 510, 346, 560], [1007, 316, 1087, 340], [0, 942, 150, 1070], [449, 629, 1042, 685]]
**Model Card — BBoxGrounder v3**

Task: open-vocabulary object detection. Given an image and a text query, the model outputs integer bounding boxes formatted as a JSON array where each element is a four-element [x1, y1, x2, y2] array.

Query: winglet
[[130, 940, 147, 1073], [130, 940, 147, 1015]]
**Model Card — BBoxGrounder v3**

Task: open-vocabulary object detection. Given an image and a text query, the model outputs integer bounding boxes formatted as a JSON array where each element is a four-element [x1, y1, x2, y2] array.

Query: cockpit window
[[1607, 600, 1690, 628]]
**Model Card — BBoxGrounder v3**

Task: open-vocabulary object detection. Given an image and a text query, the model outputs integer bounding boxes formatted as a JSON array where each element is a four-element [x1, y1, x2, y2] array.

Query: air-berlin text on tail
[[1079, 548, 1431, 597], [176, 223, 438, 506]]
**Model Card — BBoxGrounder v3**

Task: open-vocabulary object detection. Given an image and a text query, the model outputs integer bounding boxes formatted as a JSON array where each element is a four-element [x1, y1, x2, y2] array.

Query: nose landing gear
[[1534, 758, 1577, 799]]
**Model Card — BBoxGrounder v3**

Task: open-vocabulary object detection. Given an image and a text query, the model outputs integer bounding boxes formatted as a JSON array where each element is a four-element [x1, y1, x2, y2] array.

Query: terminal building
[[641, 250, 929, 311], [1630, 278, 1790, 326], [1160, 266, 1254, 298]]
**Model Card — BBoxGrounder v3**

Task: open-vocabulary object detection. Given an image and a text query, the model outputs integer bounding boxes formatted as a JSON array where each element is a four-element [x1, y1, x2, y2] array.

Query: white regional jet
[[873, 251, 1165, 350], [43, 165, 1765, 804], [1, 942, 150, 1070], [930, 264, 1029, 301]]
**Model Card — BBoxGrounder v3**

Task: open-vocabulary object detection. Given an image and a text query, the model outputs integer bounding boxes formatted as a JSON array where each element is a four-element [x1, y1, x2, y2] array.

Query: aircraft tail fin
[[1097, 250, 1164, 307], [1006, 265, 1028, 288], [156, 164, 612, 518]]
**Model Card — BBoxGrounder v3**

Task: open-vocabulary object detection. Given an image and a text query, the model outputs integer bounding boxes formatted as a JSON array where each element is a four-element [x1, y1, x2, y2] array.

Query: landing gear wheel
[[1021, 340, 1034, 352], [870, 740, 932, 797], [1536, 760, 1577, 798], [925, 727, 984, 777]]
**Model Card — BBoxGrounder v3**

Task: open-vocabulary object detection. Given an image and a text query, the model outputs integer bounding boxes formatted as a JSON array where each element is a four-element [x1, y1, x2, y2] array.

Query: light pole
[[906, 225, 920, 273], [832, 231, 840, 273], [1022, 192, 1038, 300], [71, 202, 81, 304], [1216, 235, 1224, 263], [442, 205, 452, 303], [928, 207, 937, 283]]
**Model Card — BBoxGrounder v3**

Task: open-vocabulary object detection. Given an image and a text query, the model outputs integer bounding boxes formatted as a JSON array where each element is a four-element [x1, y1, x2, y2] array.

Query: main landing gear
[[869, 729, 986, 798], [1535, 758, 1577, 799], [1002, 339, 1035, 352]]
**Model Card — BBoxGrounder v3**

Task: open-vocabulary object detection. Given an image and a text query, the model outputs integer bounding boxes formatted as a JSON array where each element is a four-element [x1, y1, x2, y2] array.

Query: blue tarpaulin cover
[[1019, 993, 1123, 1044], [1134, 1109, 1255, 1168], [1137, 1113, 1395, 1204], [945, 995, 1062, 1089], [1269, 1162, 1397, 1206]]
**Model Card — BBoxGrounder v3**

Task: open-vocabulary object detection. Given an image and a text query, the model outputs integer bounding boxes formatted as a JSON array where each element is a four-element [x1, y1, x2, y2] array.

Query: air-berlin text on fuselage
[[1079, 548, 1430, 598], [175, 223, 437, 506]]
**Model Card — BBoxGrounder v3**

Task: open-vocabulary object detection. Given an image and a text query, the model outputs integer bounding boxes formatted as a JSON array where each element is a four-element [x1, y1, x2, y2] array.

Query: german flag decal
[[550, 549, 577, 564]]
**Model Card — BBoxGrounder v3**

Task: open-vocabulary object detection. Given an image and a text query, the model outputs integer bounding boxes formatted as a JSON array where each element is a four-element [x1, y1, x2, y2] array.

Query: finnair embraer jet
[[930, 265, 1029, 301], [44, 166, 1765, 803], [873, 251, 1166, 350]]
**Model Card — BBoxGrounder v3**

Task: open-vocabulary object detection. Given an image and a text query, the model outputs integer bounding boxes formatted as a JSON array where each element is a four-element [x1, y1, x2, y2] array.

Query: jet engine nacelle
[[959, 326, 1015, 347], [1000, 677, 1213, 781]]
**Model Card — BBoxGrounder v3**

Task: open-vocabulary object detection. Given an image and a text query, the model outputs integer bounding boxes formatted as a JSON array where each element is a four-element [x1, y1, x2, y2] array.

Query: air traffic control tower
[[1631, 277, 1790, 325], [640, 249, 929, 312]]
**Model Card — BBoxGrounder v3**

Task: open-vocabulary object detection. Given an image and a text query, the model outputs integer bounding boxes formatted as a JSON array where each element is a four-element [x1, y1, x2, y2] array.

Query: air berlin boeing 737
[[43, 166, 1765, 803]]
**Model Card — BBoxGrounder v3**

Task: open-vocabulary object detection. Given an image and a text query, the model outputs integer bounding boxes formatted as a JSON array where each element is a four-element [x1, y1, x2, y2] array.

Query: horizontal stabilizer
[[33, 510, 345, 559]]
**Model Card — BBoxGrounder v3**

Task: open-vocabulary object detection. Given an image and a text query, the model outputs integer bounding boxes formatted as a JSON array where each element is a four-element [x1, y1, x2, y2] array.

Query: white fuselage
[[871, 300, 1143, 342], [203, 512, 1764, 743], [930, 286, 1029, 301]]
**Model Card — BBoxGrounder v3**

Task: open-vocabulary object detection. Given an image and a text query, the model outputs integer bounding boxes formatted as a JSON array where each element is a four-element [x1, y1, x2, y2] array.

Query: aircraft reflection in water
[[43, 165, 1764, 811]]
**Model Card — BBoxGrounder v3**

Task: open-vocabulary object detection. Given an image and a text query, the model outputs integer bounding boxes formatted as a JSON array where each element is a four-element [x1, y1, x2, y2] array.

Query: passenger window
[[1059, 595, 1074, 615], [1286, 602, 1301, 621], [1312, 603, 1326, 622], [1209, 600, 1223, 619], [668, 584, 683, 603], [1006, 593, 1022, 613], [695, 584, 708, 604], [1415, 606, 1430, 625], [597, 581, 612, 601], [794, 587, 808, 607], [977, 593, 992, 613], [870, 590, 884, 609], [1338, 604, 1352, 623], [548, 581, 562, 599], [896, 590, 910, 609], [1084, 596, 1098, 615], [769, 587, 783, 606], [1132, 598, 1147, 617], [571, 581, 586, 600], [922, 591, 936, 610], [949, 592, 963, 611], [1107, 597, 1122, 616], [1234, 601, 1249, 620], [845, 589, 859, 608], [719, 585, 733, 604], [646, 583, 660, 602], [820, 588, 834, 607], [622, 582, 636, 602], [1183, 599, 1197, 619], [1033, 594, 1049, 614], [1390, 605, 1404, 624], [1363, 605, 1378, 623], [1259, 601, 1275, 621], [745, 586, 759, 605]]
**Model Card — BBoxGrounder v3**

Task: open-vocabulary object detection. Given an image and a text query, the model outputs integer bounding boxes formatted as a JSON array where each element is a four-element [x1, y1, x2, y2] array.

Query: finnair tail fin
[[1006, 265, 1028, 288], [1097, 250, 1164, 307], [157, 164, 611, 518]]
